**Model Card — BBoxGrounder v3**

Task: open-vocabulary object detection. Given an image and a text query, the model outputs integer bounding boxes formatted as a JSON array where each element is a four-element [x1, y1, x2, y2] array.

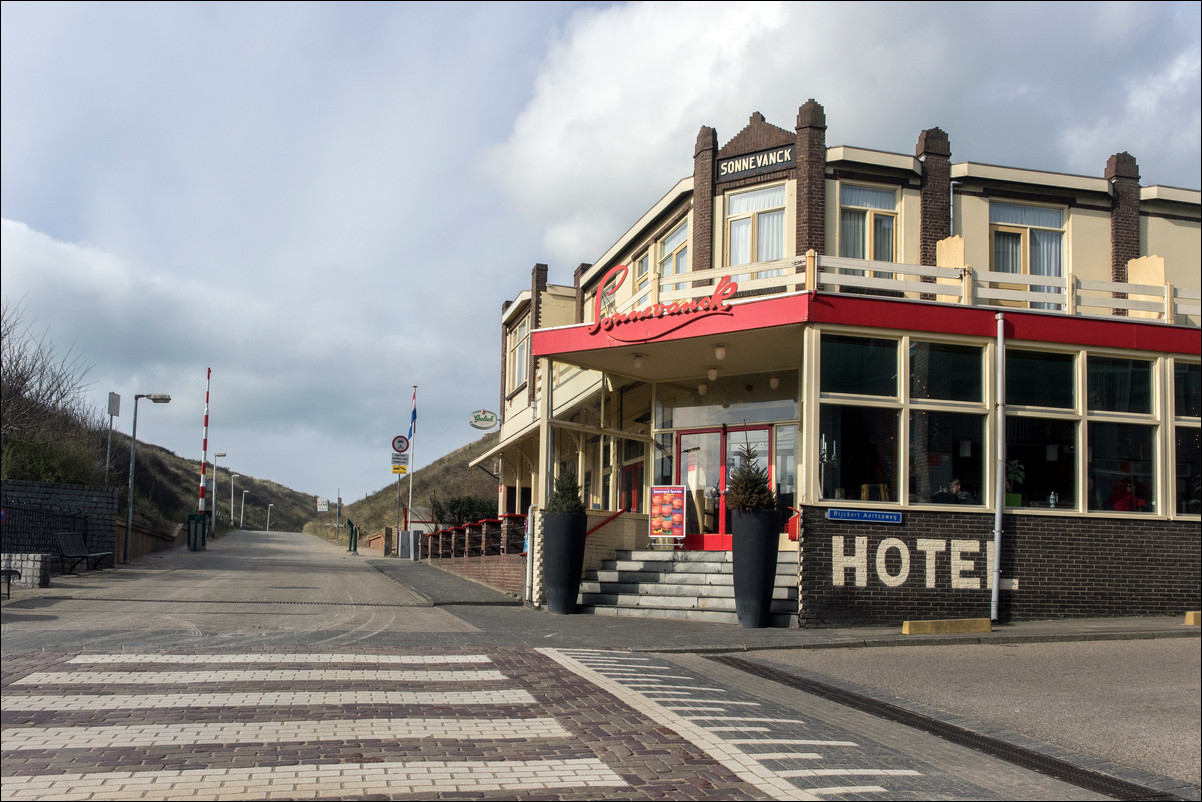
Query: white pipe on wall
[[992, 312, 1006, 621]]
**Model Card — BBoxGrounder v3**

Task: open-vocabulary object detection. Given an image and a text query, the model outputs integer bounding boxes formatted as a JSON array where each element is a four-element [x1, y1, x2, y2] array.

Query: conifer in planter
[[542, 470, 587, 614], [726, 441, 781, 628]]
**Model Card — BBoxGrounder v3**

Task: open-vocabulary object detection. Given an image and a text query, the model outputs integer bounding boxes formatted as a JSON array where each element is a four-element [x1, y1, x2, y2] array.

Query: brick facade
[[794, 99, 827, 256], [1106, 151, 1141, 284], [797, 507, 1200, 626], [1, 479, 119, 571], [916, 127, 951, 267]]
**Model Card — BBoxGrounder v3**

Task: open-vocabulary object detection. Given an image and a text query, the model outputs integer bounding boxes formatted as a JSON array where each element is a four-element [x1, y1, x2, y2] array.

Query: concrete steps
[[577, 549, 797, 627]]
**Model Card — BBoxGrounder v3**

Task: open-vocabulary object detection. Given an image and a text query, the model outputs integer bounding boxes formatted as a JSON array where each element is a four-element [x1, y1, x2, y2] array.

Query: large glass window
[[1007, 350, 1074, 408], [1006, 417, 1076, 509], [820, 406, 898, 502], [821, 335, 897, 397], [1175, 361, 1201, 515], [1088, 356, 1152, 414], [990, 201, 1064, 310], [727, 184, 786, 278], [659, 220, 689, 293], [1088, 422, 1155, 513], [1176, 362, 1201, 418], [1176, 427, 1201, 515], [910, 411, 985, 504], [910, 342, 983, 403]]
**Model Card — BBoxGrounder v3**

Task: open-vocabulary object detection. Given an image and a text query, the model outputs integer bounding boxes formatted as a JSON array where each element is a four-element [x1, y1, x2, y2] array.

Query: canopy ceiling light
[[633, 353, 644, 369], [698, 384, 708, 396], [707, 367, 719, 382], [714, 344, 727, 361]]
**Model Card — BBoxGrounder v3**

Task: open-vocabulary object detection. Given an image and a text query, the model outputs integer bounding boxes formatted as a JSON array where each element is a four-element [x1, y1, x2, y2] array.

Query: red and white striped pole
[[198, 367, 211, 515]]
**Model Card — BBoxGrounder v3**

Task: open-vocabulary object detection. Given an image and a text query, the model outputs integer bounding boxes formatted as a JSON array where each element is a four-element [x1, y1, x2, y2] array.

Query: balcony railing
[[649, 252, 1200, 326]]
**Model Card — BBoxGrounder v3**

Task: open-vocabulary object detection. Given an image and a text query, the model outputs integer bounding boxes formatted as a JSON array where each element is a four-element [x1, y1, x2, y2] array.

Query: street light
[[240, 490, 248, 528], [230, 473, 239, 529], [266, 503, 274, 532], [125, 393, 171, 563], [212, 452, 226, 531]]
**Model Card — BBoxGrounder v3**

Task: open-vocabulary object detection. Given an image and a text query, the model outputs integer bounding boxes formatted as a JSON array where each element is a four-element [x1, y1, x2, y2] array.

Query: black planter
[[543, 512, 587, 614], [731, 509, 781, 628]]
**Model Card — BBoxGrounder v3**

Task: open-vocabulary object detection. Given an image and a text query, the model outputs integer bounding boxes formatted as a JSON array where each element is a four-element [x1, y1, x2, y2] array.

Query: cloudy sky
[[3, 1, 1199, 508]]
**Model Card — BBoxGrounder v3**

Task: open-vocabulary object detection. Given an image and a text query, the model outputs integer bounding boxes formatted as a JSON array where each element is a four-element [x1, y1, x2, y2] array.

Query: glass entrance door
[[677, 426, 772, 549]]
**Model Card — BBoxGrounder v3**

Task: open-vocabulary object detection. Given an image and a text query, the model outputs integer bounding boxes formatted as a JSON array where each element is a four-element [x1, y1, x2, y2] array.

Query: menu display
[[649, 485, 686, 539]]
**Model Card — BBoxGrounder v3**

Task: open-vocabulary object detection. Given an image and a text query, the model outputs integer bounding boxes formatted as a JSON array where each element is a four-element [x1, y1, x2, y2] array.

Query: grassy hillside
[[317, 432, 499, 537], [94, 431, 318, 535]]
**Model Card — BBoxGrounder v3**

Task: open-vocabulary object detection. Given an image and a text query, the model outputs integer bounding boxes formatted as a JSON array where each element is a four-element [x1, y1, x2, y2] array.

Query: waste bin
[[187, 514, 207, 552]]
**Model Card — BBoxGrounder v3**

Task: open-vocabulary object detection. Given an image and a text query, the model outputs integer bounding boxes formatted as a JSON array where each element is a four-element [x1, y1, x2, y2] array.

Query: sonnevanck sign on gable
[[718, 146, 794, 181]]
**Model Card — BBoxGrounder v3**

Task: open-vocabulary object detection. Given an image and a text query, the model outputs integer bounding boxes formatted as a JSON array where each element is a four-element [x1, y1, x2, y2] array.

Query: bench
[[54, 532, 114, 574]]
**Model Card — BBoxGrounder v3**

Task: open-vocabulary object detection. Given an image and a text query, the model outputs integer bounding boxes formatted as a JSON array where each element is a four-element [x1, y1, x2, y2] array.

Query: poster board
[[649, 485, 686, 539]]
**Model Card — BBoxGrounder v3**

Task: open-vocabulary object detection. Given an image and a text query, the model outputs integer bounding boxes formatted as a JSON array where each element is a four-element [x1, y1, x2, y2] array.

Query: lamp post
[[240, 490, 248, 528], [266, 503, 274, 532], [230, 473, 239, 529], [212, 452, 226, 531], [125, 393, 171, 563]]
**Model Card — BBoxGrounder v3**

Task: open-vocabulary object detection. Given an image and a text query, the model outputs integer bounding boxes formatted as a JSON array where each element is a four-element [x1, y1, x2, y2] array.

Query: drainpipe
[[991, 312, 1005, 622]]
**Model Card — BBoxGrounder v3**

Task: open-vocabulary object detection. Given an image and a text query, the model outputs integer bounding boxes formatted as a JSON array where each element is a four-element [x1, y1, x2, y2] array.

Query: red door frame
[[621, 461, 644, 513], [676, 424, 773, 550]]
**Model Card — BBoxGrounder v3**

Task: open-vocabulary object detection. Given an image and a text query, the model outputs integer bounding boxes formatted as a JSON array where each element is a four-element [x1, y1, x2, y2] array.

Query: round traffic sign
[[392, 435, 410, 454]]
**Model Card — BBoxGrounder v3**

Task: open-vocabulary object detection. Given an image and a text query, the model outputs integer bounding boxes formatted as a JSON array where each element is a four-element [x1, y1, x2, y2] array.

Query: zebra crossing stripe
[[16, 669, 505, 685], [67, 653, 492, 665], [0, 717, 570, 751], [1, 688, 535, 711], [0, 758, 629, 800]]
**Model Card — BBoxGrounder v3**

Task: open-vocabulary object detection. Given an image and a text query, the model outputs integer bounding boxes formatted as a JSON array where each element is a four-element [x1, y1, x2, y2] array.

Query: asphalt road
[[2, 529, 1198, 801]]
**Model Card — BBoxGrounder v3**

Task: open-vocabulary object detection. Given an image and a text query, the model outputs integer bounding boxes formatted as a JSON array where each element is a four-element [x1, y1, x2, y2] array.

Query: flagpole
[[407, 385, 417, 541]]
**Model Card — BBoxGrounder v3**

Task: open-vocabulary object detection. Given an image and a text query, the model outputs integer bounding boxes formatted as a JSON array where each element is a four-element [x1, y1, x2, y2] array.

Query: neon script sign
[[588, 264, 738, 342]]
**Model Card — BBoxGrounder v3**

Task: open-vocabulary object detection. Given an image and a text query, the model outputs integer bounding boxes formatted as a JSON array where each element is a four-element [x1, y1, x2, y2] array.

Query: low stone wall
[[2, 554, 50, 589], [1, 479, 119, 569]]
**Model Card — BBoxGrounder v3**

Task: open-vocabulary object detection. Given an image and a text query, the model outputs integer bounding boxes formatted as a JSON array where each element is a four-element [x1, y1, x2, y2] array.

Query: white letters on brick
[[832, 537, 1002, 590]]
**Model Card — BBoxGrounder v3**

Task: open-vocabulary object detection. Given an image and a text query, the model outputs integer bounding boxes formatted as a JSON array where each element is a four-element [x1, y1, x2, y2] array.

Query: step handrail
[[586, 509, 626, 537]]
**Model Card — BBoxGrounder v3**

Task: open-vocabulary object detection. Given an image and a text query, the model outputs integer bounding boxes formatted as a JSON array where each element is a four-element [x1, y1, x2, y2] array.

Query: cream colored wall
[[899, 187, 921, 264], [1065, 207, 1111, 282], [581, 512, 651, 572], [959, 194, 991, 271], [1144, 214, 1202, 294], [541, 292, 576, 328]]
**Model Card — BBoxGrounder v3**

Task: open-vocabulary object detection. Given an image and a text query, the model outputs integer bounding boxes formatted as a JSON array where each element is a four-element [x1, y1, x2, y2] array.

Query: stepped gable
[[717, 111, 794, 159]]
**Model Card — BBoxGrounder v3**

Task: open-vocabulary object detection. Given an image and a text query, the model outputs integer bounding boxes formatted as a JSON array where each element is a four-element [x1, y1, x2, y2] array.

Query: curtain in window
[[841, 185, 895, 210], [840, 210, 866, 259], [1030, 229, 1063, 309], [757, 209, 784, 262], [990, 202, 1062, 228], [993, 231, 1022, 274], [730, 185, 785, 215], [729, 217, 752, 266]]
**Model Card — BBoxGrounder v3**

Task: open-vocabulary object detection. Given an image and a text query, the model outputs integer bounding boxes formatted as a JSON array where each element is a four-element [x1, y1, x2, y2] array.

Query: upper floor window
[[634, 252, 651, 307], [727, 185, 785, 270], [659, 220, 688, 293], [839, 185, 896, 261], [507, 316, 529, 393], [990, 202, 1064, 309]]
